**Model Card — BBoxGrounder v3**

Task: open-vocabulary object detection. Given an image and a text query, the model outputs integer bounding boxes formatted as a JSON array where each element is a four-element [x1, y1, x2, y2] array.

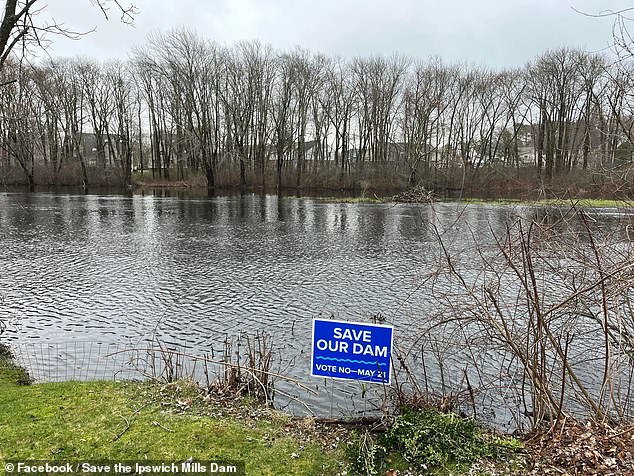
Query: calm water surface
[[1, 191, 630, 428]]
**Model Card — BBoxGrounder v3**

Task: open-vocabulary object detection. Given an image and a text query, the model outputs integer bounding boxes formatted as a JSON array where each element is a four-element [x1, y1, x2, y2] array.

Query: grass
[[306, 194, 634, 207], [0, 347, 525, 475], [448, 197, 634, 208], [0, 351, 345, 476], [312, 196, 386, 204], [536, 198, 634, 208]]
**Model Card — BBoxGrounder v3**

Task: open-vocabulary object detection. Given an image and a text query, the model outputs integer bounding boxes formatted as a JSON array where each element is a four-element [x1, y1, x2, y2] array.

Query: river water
[[1, 191, 632, 430]]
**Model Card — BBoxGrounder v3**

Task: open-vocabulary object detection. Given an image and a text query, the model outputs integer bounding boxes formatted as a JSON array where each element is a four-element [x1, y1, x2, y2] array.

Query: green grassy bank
[[0, 347, 526, 476], [0, 353, 345, 475]]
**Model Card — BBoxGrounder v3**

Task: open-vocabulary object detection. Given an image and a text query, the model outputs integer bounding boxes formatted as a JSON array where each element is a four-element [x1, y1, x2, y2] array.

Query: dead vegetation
[[523, 420, 634, 475], [392, 185, 435, 203]]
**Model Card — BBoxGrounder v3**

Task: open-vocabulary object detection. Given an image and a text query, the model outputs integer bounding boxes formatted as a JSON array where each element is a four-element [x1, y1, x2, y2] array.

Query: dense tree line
[[1, 28, 634, 192]]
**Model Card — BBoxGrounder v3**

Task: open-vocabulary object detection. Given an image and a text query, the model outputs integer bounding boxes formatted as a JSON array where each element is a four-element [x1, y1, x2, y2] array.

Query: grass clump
[[310, 196, 386, 204], [347, 406, 522, 475], [453, 197, 634, 208], [0, 343, 32, 386]]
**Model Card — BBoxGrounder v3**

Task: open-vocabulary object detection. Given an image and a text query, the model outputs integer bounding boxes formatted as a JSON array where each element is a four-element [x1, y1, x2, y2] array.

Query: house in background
[[76, 133, 114, 166]]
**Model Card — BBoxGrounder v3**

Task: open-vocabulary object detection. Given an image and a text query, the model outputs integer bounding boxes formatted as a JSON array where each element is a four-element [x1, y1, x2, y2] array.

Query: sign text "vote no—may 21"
[[311, 319, 393, 384]]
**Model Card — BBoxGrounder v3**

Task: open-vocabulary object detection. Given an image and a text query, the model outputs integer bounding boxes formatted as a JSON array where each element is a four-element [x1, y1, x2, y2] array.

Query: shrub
[[347, 406, 521, 475]]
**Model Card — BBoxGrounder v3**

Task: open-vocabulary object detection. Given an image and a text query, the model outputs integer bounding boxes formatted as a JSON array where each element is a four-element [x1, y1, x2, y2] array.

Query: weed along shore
[[5, 341, 634, 476], [0, 342, 529, 476]]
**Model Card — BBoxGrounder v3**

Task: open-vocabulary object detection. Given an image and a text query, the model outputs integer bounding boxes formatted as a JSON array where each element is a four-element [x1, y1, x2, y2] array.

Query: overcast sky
[[40, 0, 631, 68]]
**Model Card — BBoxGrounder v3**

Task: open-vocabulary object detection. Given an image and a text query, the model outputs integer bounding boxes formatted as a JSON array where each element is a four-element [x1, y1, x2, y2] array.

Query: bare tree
[[0, 0, 136, 69], [319, 57, 355, 174], [527, 48, 600, 178], [104, 59, 136, 186], [77, 58, 111, 168], [2, 23, 634, 193], [222, 41, 274, 189], [288, 48, 321, 188], [399, 57, 450, 185], [270, 52, 297, 191], [0, 58, 36, 186], [147, 29, 222, 188], [352, 54, 409, 165]]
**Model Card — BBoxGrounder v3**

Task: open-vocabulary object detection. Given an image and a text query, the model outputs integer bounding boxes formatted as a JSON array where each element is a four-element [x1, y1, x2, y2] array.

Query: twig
[[112, 403, 149, 441], [152, 420, 175, 432], [105, 348, 318, 395]]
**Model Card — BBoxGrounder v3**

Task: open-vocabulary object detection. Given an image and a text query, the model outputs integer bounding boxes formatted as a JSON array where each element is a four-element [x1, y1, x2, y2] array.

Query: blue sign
[[311, 319, 393, 384]]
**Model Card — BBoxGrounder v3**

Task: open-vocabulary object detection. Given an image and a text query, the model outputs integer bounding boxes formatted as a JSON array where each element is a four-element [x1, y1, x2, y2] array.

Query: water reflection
[[1, 191, 632, 428]]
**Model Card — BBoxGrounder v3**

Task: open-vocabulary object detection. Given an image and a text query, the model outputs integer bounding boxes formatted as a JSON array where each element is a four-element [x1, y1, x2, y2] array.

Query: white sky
[[39, 0, 631, 68]]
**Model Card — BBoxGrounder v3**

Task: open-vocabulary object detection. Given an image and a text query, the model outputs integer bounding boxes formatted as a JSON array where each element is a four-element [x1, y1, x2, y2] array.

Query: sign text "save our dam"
[[311, 319, 393, 384]]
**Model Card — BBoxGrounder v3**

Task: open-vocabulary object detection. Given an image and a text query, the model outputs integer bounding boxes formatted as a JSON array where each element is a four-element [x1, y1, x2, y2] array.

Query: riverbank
[[5, 157, 634, 202], [4, 182, 634, 210], [130, 181, 634, 206], [5, 344, 634, 474], [0, 346, 529, 476], [129, 166, 634, 201], [0, 349, 346, 475], [5, 171, 634, 206]]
